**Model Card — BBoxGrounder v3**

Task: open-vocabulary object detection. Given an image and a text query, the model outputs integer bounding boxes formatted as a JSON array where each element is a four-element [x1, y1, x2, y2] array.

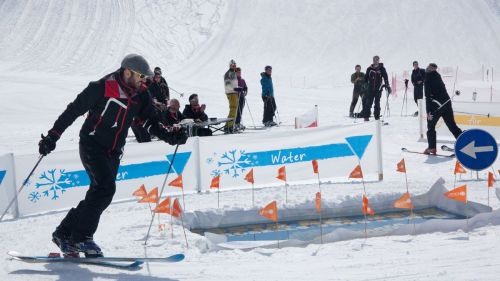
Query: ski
[[401, 147, 455, 158], [8, 251, 184, 270], [441, 145, 455, 152]]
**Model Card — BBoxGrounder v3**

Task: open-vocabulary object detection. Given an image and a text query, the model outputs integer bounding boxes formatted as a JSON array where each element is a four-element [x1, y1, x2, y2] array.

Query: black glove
[[385, 85, 392, 94], [38, 131, 59, 156], [172, 131, 188, 145]]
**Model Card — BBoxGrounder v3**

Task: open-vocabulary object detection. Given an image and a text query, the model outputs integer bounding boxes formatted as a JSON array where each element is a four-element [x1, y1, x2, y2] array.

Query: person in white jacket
[[224, 59, 239, 133]]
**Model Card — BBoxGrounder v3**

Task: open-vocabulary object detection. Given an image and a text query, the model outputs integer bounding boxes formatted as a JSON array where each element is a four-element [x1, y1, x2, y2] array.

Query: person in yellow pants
[[224, 59, 239, 133]]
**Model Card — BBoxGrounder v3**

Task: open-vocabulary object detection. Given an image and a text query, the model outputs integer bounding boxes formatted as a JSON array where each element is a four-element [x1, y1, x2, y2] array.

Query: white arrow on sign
[[460, 140, 494, 159]]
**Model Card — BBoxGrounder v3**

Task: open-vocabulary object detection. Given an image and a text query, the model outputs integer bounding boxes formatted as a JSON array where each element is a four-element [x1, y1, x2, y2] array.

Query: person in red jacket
[[38, 54, 187, 258]]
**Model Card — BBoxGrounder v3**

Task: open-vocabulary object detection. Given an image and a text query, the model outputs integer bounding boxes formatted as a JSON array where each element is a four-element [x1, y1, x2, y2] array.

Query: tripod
[[382, 85, 391, 121], [400, 79, 409, 116]]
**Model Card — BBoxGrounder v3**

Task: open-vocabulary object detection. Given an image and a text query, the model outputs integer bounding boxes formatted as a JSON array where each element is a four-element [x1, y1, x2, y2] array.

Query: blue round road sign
[[455, 129, 498, 171]]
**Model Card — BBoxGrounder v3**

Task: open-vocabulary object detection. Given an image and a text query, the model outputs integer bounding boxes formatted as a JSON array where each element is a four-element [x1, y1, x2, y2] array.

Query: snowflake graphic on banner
[[33, 169, 74, 201], [214, 150, 252, 178], [28, 191, 41, 203]]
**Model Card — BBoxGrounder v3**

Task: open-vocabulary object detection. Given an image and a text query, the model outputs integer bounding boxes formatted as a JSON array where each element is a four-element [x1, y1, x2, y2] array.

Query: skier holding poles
[[38, 54, 187, 258], [423, 63, 462, 155]]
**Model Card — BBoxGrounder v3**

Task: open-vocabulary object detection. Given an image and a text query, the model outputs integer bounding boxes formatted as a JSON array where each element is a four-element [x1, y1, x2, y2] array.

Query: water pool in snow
[[192, 207, 464, 242]]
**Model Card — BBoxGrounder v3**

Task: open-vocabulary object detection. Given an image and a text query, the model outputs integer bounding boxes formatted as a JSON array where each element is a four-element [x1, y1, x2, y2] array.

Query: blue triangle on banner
[[167, 152, 191, 175], [345, 135, 373, 159], [0, 170, 6, 185]]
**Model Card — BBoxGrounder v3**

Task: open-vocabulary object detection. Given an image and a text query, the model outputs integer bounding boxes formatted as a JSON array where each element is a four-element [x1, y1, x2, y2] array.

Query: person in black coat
[[411, 61, 426, 116], [37, 54, 187, 257], [362, 56, 390, 121], [182, 94, 212, 136], [424, 63, 462, 154]]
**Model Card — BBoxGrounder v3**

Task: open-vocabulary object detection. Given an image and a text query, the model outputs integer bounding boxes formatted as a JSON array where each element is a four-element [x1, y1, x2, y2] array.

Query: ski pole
[[245, 99, 257, 128], [144, 144, 180, 245], [0, 155, 44, 222]]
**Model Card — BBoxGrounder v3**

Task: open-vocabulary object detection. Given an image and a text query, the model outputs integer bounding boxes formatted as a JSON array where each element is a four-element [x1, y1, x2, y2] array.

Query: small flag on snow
[[132, 184, 147, 198], [444, 185, 467, 203], [349, 165, 363, 179], [245, 169, 255, 184], [259, 201, 278, 222], [210, 175, 220, 189], [138, 187, 159, 204], [171, 198, 183, 218], [153, 197, 171, 214], [454, 161, 466, 174], [315, 192, 321, 214], [488, 172, 495, 188], [169, 174, 183, 188], [393, 192, 413, 209], [277, 166, 287, 181], [362, 194, 375, 215], [312, 160, 319, 174], [396, 159, 406, 173]]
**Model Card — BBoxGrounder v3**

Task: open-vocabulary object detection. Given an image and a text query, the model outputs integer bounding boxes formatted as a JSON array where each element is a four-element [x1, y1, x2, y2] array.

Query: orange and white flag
[[153, 197, 171, 214], [277, 166, 287, 182], [362, 194, 375, 215], [169, 174, 183, 188], [396, 159, 406, 173], [171, 198, 183, 218], [210, 175, 220, 189], [315, 192, 321, 214], [349, 165, 363, 179], [454, 161, 466, 174], [393, 192, 413, 209], [132, 184, 148, 198], [488, 172, 495, 188], [259, 201, 278, 222], [245, 169, 255, 184], [444, 185, 467, 203], [138, 187, 159, 204], [312, 160, 319, 174]]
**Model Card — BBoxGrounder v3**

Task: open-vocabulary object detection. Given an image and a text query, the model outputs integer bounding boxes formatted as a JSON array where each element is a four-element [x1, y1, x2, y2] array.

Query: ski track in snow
[[1, 1, 500, 280]]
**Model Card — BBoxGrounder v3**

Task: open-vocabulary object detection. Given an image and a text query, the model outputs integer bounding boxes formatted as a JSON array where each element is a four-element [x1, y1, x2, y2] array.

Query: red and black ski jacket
[[49, 70, 171, 153]]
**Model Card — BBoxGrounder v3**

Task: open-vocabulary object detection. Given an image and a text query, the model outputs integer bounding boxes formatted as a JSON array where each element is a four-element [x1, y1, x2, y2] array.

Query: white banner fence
[[1, 122, 383, 219]]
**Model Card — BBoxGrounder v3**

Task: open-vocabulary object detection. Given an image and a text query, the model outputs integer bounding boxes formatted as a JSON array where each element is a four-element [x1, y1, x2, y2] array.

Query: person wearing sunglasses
[[38, 54, 188, 258]]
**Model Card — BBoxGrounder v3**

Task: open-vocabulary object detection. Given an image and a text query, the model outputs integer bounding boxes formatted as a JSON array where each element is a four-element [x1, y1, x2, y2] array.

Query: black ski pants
[[349, 86, 363, 115], [235, 94, 246, 124], [56, 141, 121, 242], [362, 88, 382, 119], [414, 84, 424, 104], [262, 96, 276, 123], [426, 103, 463, 149]]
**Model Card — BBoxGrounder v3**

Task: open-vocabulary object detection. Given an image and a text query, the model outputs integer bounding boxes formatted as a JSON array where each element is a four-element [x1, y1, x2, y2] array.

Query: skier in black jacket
[[424, 63, 462, 155], [38, 54, 187, 258], [362, 56, 390, 121], [411, 61, 426, 116]]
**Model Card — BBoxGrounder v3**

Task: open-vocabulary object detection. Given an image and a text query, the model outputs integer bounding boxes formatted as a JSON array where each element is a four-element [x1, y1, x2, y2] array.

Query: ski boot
[[71, 237, 104, 258], [52, 231, 79, 258], [423, 148, 437, 155]]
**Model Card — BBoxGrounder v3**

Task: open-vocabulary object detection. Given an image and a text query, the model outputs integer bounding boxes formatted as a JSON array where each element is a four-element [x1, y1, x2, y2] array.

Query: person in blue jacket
[[260, 65, 277, 126]]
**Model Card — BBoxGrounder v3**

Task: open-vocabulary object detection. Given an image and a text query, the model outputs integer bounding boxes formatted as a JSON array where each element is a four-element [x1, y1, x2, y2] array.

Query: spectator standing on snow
[[411, 61, 426, 116], [424, 63, 463, 155], [224, 59, 239, 133], [363, 55, 390, 121], [261, 65, 277, 127], [38, 54, 187, 258], [234, 67, 248, 131], [349, 64, 366, 117], [149, 68, 170, 108]]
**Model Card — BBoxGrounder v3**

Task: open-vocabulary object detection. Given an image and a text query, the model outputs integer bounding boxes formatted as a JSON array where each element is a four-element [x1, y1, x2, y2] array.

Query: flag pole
[[217, 188, 220, 209], [252, 182, 255, 208], [319, 201, 323, 244], [285, 179, 288, 204], [275, 221, 280, 249], [170, 212, 174, 239], [180, 213, 189, 248]]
